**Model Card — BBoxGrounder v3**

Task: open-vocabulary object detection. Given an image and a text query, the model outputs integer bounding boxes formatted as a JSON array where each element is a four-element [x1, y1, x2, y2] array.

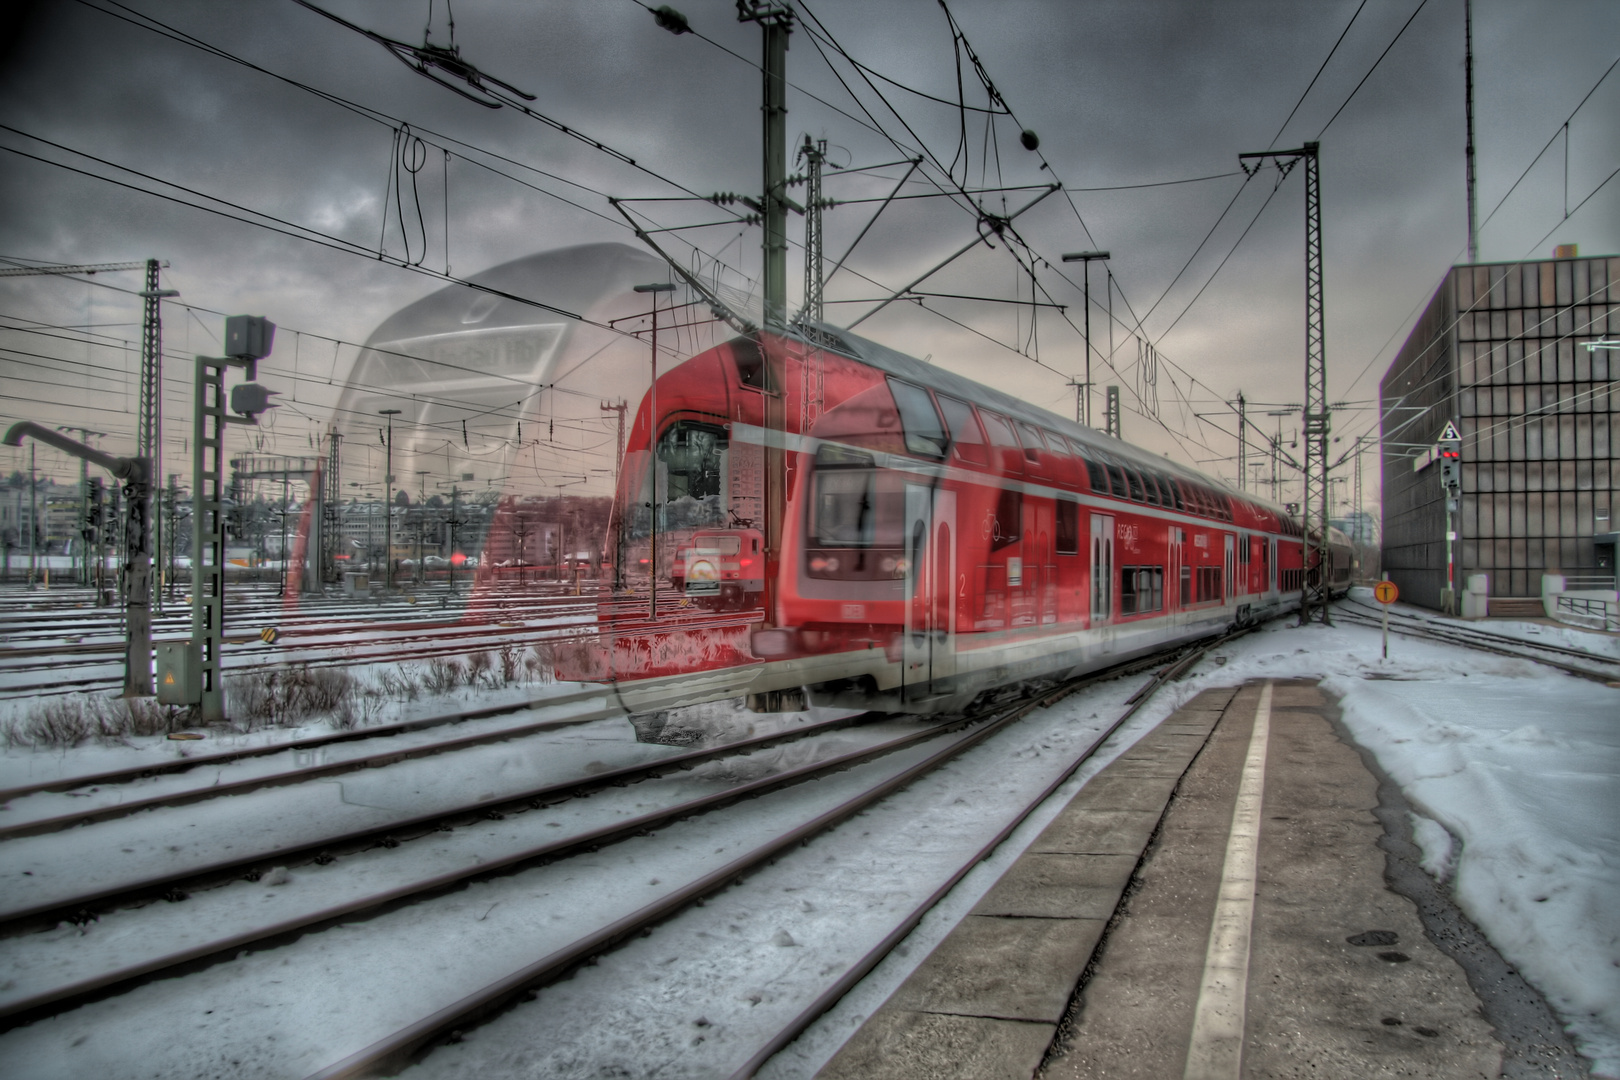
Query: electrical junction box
[[156, 641, 201, 706], [224, 314, 276, 360]]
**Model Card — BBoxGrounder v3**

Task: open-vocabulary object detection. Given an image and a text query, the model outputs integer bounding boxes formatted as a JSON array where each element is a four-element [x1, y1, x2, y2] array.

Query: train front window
[[657, 421, 726, 503], [807, 454, 909, 581]]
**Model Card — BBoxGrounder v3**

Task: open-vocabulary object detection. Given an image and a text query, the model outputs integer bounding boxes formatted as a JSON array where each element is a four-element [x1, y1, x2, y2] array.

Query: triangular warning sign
[[164, 673, 174, 685], [1438, 420, 1462, 442]]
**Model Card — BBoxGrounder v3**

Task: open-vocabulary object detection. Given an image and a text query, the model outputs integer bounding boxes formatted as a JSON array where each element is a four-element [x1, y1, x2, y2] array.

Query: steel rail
[[298, 642, 1211, 1079], [1334, 603, 1619, 683], [1341, 594, 1619, 665], [0, 684, 613, 803], [724, 632, 1235, 1079], [0, 705, 902, 932], [0, 710, 955, 1026]]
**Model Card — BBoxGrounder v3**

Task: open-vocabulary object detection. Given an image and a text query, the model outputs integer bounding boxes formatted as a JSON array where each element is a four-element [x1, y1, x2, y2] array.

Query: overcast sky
[[1, 0, 1615, 510]]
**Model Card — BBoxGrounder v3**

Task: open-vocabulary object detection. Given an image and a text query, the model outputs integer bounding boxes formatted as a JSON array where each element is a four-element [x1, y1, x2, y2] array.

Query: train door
[[1224, 534, 1235, 601], [1090, 513, 1114, 626], [1268, 538, 1277, 592], [1169, 527, 1186, 610], [904, 485, 956, 696]]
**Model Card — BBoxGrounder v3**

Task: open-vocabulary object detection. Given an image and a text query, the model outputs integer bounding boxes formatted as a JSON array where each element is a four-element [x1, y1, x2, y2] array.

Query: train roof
[[772, 322, 1296, 521], [360, 242, 666, 347]]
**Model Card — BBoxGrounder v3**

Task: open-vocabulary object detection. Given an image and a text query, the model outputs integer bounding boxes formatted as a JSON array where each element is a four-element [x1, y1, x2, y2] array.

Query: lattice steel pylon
[[1241, 141, 1329, 625], [324, 428, 343, 584], [1105, 386, 1121, 439], [797, 135, 827, 326], [136, 259, 176, 609]]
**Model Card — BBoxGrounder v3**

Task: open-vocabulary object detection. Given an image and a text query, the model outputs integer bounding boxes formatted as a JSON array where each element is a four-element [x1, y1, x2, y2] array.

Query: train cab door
[[903, 485, 956, 697], [1090, 513, 1114, 630]]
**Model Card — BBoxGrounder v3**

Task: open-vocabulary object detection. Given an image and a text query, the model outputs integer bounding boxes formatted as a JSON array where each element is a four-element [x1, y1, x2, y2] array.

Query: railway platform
[[816, 678, 1584, 1080]]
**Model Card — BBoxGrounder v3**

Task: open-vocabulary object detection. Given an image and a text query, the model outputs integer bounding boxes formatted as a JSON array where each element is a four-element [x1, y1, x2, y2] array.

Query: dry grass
[[225, 665, 356, 730], [4, 695, 191, 748]]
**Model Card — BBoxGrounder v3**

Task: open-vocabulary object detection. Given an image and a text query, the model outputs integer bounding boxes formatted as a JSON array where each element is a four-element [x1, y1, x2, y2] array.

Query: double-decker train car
[[310, 242, 672, 598], [569, 322, 1352, 714]]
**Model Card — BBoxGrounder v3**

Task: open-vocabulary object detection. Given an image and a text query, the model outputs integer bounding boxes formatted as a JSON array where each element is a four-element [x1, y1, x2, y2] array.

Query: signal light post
[[1438, 421, 1462, 614], [182, 315, 280, 721]]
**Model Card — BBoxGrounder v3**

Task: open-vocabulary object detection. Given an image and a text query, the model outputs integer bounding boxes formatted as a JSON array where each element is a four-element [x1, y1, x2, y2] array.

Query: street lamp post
[[379, 409, 401, 589], [633, 282, 675, 619], [1061, 252, 1110, 428]]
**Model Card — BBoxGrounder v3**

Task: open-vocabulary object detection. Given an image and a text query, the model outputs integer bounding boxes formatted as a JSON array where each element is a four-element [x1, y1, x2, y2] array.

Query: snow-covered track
[[0, 687, 612, 805], [303, 637, 1231, 1080], [1334, 596, 1620, 682], [0, 708, 956, 1026], [0, 690, 629, 839]]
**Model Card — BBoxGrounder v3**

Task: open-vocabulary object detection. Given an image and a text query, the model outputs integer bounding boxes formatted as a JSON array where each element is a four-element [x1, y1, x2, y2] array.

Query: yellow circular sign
[[1374, 580, 1399, 604]]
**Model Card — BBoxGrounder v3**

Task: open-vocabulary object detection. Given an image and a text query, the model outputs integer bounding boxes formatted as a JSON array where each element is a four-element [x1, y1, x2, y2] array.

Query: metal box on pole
[[155, 640, 200, 705]]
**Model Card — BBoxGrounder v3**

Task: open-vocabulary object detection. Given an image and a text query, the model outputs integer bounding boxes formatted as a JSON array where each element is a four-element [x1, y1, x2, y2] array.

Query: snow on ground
[[0, 595, 1613, 1078]]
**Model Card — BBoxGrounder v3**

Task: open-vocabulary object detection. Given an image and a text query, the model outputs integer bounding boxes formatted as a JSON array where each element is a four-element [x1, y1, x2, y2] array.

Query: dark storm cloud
[[0, 0, 1615, 496]]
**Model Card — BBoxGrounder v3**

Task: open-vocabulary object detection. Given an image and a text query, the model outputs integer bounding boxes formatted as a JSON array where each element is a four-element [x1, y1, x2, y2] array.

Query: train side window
[[1141, 471, 1162, 506], [1016, 421, 1045, 463], [978, 410, 1021, 450], [1055, 499, 1079, 555], [1169, 474, 1186, 512], [887, 378, 948, 458], [1068, 438, 1108, 493], [992, 488, 1022, 551], [936, 394, 988, 465], [1121, 566, 1164, 614], [1124, 466, 1146, 503], [1041, 430, 1068, 458]]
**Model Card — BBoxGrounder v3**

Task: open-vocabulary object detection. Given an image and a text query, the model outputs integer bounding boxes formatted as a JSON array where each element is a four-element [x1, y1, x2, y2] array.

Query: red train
[[565, 324, 1351, 713]]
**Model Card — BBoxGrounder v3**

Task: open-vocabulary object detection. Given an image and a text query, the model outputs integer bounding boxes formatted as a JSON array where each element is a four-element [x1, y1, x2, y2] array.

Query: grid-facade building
[[1381, 254, 1618, 609]]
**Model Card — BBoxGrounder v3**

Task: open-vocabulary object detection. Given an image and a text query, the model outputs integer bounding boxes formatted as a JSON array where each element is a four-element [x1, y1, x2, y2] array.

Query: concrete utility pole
[[1062, 251, 1110, 427], [739, 0, 794, 605], [1464, 0, 1479, 263], [5, 423, 151, 695], [1240, 142, 1329, 626], [633, 283, 675, 618], [738, 0, 794, 328]]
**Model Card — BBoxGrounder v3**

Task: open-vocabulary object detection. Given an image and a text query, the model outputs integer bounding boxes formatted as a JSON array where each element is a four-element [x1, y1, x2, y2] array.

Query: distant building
[[1380, 253, 1617, 610]]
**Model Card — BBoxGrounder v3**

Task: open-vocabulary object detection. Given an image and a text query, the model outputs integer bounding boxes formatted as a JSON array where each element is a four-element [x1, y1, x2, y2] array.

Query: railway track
[[0, 632, 1233, 1079], [1334, 594, 1620, 682]]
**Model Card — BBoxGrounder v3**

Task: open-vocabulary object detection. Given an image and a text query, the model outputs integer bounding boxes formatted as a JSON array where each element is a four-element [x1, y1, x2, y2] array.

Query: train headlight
[[810, 556, 840, 573], [751, 628, 795, 658]]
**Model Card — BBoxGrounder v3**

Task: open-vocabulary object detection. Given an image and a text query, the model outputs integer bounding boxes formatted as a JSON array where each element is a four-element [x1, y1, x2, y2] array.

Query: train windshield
[[811, 445, 905, 549], [621, 420, 730, 539]]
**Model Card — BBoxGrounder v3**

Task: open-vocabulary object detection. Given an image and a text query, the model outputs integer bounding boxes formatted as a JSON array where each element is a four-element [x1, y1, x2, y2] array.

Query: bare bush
[[332, 692, 387, 731], [467, 650, 494, 688], [377, 668, 421, 701], [4, 695, 191, 748], [422, 656, 464, 694], [497, 642, 521, 686], [224, 665, 357, 730]]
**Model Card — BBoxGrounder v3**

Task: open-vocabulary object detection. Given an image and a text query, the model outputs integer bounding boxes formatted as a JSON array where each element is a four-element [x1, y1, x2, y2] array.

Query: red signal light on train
[[450, 552, 467, 567]]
